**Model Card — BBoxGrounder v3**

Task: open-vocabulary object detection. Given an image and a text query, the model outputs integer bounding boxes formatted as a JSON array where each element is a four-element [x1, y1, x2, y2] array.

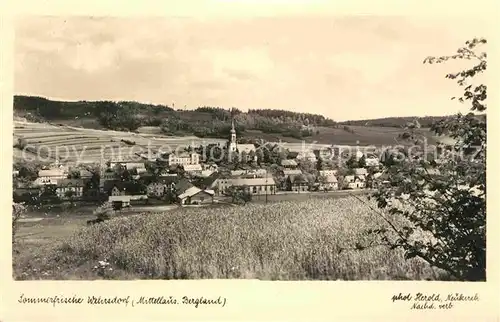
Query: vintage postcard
[[1, 0, 498, 321]]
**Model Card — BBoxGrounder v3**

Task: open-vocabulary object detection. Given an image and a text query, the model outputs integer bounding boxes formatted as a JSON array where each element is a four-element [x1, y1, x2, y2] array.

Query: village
[[13, 120, 389, 211]]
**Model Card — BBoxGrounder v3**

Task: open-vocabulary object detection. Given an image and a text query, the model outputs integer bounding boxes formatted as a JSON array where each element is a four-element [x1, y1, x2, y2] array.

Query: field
[[13, 120, 225, 164], [13, 120, 442, 165], [13, 196, 446, 280]]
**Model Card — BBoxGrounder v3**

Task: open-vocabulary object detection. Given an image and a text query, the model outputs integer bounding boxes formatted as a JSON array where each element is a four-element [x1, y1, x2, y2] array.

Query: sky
[[14, 15, 488, 121]]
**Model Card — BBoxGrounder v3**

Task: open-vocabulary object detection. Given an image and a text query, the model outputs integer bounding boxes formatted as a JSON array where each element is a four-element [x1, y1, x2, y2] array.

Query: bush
[[121, 139, 136, 146], [93, 202, 115, 221], [12, 202, 27, 246]]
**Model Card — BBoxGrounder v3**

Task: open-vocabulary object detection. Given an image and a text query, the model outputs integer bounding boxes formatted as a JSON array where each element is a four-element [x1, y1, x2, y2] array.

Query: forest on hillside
[[14, 95, 337, 140], [340, 114, 486, 128]]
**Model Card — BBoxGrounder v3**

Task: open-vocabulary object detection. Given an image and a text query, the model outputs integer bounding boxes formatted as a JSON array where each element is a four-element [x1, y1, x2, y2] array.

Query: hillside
[[340, 114, 486, 128], [14, 95, 442, 146], [14, 95, 336, 141]]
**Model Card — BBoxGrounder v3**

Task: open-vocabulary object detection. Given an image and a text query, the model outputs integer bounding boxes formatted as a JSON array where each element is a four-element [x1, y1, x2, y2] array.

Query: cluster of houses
[[13, 120, 389, 208]]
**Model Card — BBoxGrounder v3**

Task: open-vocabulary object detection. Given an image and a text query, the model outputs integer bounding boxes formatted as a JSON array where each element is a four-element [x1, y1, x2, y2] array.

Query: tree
[[67, 169, 81, 179], [93, 202, 115, 221], [346, 155, 358, 169], [357, 38, 487, 281], [227, 185, 251, 204], [15, 161, 42, 181], [358, 155, 366, 168], [316, 157, 323, 171], [12, 202, 27, 248], [64, 190, 75, 207]]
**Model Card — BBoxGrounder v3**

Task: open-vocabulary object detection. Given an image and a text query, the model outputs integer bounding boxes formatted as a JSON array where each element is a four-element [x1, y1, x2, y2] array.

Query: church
[[228, 119, 258, 162]]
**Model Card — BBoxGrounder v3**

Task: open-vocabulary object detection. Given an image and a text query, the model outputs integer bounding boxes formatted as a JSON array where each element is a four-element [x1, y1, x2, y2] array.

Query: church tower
[[229, 119, 237, 152]]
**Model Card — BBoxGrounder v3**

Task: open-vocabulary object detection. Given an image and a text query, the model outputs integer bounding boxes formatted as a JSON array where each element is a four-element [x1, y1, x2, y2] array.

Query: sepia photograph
[[12, 14, 487, 282]]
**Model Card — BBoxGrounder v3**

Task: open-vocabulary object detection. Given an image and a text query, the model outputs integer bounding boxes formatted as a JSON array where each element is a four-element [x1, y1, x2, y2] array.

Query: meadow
[[13, 120, 441, 166], [13, 196, 446, 280], [13, 120, 225, 164]]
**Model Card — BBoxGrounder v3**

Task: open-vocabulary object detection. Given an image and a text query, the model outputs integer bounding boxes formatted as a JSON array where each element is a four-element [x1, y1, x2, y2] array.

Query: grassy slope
[[14, 95, 441, 146], [13, 197, 445, 280]]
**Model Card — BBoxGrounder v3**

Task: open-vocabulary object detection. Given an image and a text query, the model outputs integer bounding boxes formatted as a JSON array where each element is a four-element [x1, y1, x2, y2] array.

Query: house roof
[[319, 169, 337, 175], [169, 151, 199, 158], [199, 172, 224, 189], [283, 169, 303, 176], [290, 175, 308, 184], [231, 169, 267, 176], [182, 164, 202, 171], [58, 179, 85, 186], [178, 186, 202, 199], [324, 175, 338, 183], [38, 169, 65, 177], [79, 169, 93, 177], [159, 170, 177, 177], [354, 168, 368, 175], [344, 175, 355, 182], [175, 178, 195, 194], [202, 163, 218, 170], [230, 177, 276, 186], [236, 144, 257, 152], [103, 180, 127, 192], [281, 159, 298, 167], [124, 163, 146, 170], [147, 176, 179, 185], [109, 195, 131, 202]]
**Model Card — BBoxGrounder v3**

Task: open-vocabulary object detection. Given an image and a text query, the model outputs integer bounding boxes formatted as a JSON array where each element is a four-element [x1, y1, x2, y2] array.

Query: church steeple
[[229, 118, 237, 152]]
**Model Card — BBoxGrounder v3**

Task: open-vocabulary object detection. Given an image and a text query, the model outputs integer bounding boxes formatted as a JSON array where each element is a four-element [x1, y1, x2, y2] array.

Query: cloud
[[14, 15, 489, 120]]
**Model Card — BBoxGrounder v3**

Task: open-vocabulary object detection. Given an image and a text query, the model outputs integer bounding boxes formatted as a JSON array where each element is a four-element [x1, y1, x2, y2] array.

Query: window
[[252, 186, 257, 193]]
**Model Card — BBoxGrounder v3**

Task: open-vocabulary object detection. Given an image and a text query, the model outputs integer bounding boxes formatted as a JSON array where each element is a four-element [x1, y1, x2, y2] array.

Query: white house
[[56, 179, 84, 199], [230, 168, 267, 178], [166, 152, 200, 167], [38, 168, 67, 181], [318, 175, 338, 191], [178, 187, 214, 205], [354, 168, 368, 176], [319, 169, 338, 177], [147, 176, 178, 198], [213, 176, 277, 196], [295, 151, 317, 163], [34, 177, 59, 186], [343, 175, 366, 189], [201, 163, 218, 171], [182, 164, 203, 175], [282, 169, 303, 177], [365, 157, 380, 167]]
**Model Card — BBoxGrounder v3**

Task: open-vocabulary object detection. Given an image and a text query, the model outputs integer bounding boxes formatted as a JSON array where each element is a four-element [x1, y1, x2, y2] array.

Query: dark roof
[[157, 176, 179, 185], [79, 169, 93, 177], [200, 172, 221, 189], [289, 174, 309, 184], [175, 178, 195, 194], [58, 179, 85, 186], [102, 180, 127, 193]]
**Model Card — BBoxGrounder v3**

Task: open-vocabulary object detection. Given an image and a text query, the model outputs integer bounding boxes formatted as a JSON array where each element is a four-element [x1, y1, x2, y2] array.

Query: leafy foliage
[[362, 38, 487, 281], [12, 202, 27, 247], [93, 202, 116, 221]]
